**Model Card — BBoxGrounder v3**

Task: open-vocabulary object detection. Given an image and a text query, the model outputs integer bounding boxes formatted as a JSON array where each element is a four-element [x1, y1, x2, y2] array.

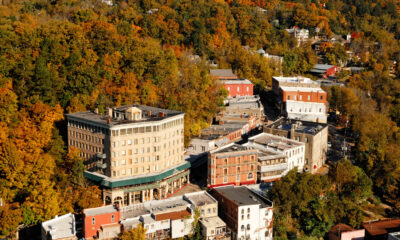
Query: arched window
[[241, 209, 244, 214], [241, 225, 245, 232], [247, 208, 250, 213], [105, 196, 112, 205], [247, 224, 250, 230], [114, 196, 123, 205], [248, 173, 253, 179]]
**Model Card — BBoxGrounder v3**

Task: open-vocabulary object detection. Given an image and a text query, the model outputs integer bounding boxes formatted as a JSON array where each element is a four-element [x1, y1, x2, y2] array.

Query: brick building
[[66, 105, 190, 206], [83, 205, 121, 239], [210, 69, 254, 97], [208, 144, 258, 188], [222, 79, 254, 97], [272, 76, 327, 123]]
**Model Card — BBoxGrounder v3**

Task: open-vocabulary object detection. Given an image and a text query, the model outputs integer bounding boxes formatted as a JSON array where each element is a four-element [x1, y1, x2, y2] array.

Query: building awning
[[84, 161, 190, 189]]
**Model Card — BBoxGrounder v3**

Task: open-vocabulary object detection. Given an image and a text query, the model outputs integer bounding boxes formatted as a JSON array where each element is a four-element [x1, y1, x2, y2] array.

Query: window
[[111, 215, 114, 222], [247, 173, 253, 179], [287, 95, 290, 100], [92, 217, 95, 225], [299, 95, 302, 100], [122, 159, 126, 165], [247, 224, 250, 231], [308, 95, 310, 100], [241, 225, 245, 232], [128, 139, 132, 145], [122, 140, 126, 146], [246, 86, 249, 92], [201, 209, 204, 216], [237, 87, 240, 91], [122, 150, 126, 156], [224, 168, 228, 175], [320, 95, 323, 100]]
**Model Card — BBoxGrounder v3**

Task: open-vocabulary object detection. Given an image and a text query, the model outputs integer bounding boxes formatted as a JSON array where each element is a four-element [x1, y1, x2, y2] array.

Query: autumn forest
[[0, 0, 400, 238]]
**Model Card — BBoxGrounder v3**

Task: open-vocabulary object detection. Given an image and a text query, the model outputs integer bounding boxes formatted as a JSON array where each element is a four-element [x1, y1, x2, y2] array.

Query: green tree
[[119, 224, 147, 240]]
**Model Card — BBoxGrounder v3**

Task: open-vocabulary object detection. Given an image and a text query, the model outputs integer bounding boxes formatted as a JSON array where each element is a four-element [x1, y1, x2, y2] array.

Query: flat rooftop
[[266, 118, 327, 135], [121, 196, 189, 219], [279, 86, 325, 93], [220, 79, 253, 85], [211, 143, 257, 155], [66, 104, 183, 127], [42, 213, 75, 239], [242, 143, 287, 160], [249, 133, 304, 151], [226, 95, 260, 103], [200, 216, 226, 228], [184, 191, 217, 207], [213, 185, 272, 208], [273, 76, 314, 84], [84, 205, 119, 217]]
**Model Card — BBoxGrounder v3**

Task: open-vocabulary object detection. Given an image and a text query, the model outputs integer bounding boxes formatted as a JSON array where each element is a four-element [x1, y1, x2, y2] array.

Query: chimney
[[106, 108, 113, 117], [290, 125, 295, 139]]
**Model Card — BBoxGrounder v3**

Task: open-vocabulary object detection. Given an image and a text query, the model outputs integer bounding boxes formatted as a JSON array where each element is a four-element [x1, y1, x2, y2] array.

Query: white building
[[285, 98, 327, 123], [285, 27, 309, 44], [247, 133, 305, 172], [41, 213, 77, 240], [272, 76, 328, 123], [211, 186, 273, 240], [184, 191, 229, 240], [120, 191, 228, 239]]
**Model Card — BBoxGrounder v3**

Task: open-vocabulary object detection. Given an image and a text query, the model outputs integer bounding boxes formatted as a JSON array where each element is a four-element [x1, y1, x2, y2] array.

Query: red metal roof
[[363, 219, 400, 236]]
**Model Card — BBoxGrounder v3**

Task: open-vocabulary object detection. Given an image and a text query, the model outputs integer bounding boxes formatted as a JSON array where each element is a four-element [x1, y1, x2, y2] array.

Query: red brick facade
[[83, 207, 121, 239], [208, 147, 258, 188], [280, 89, 327, 105], [224, 83, 254, 97]]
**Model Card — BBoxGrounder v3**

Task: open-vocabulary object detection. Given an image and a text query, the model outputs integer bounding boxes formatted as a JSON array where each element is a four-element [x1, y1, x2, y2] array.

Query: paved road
[[326, 122, 353, 165]]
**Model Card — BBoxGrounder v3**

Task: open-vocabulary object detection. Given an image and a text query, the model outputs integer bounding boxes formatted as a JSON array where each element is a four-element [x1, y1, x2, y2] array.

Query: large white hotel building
[[66, 105, 190, 206]]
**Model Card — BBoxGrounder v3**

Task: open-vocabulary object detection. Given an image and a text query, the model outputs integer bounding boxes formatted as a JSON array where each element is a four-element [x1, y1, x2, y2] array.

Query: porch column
[[150, 189, 153, 201]]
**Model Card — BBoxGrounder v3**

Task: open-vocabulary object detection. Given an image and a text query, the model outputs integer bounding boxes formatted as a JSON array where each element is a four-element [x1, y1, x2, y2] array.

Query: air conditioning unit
[[96, 162, 107, 169]]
